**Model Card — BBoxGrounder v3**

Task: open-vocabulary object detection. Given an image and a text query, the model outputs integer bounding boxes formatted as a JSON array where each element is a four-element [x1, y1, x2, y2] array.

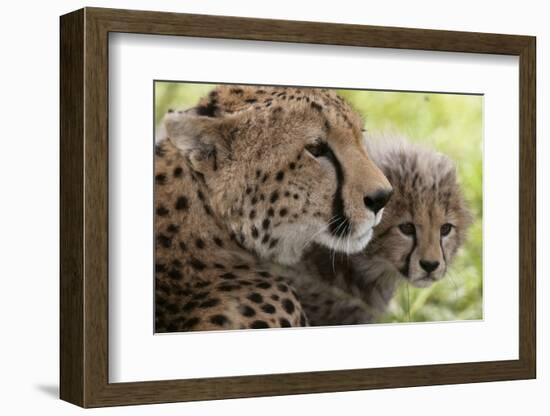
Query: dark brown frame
[[60, 7, 536, 408]]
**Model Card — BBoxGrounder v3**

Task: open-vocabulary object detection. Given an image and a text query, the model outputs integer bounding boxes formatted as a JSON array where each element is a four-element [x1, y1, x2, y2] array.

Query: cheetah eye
[[398, 222, 416, 236], [440, 223, 453, 237], [305, 141, 330, 158]]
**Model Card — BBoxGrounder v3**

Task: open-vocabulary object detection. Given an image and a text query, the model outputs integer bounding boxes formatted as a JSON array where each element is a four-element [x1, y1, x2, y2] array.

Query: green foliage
[[155, 82, 216, 125], [155, 83, 483, 323]]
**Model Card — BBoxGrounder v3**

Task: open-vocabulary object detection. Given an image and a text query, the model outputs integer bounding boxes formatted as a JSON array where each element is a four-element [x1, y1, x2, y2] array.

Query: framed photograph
[[60, 7, 536, 408]]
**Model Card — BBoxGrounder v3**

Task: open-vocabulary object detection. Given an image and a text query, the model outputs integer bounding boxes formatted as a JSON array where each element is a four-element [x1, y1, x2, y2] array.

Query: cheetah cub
[[293, 136, 472, 326]]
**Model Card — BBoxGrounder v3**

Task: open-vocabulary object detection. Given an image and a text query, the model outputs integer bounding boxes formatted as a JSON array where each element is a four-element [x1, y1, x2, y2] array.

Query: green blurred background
[[155, 82, 483, 323]]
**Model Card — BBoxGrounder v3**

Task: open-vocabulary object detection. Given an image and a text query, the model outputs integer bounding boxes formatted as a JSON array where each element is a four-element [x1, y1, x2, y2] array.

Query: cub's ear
[[163, 109, 229, 174]]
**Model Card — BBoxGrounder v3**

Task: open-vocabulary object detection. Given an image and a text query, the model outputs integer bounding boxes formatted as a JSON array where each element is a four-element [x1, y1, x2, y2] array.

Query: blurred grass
[[155, 82, 216, 125], [155, 82, 483, 323]]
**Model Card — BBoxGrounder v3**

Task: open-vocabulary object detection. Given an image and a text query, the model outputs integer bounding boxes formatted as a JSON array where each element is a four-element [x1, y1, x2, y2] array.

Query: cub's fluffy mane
[[364, 133, 471, 244], [364, 133, 457, 191]]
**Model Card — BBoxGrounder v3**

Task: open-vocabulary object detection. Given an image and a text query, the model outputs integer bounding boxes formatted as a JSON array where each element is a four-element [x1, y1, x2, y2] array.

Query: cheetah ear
[[163, 109, 229, 174]]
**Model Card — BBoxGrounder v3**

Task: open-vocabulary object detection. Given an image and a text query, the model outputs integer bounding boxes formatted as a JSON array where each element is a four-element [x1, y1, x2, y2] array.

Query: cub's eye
[[305, 141, 330, 158], [398, 222, 416, 236], [440, 223, 453, 236]]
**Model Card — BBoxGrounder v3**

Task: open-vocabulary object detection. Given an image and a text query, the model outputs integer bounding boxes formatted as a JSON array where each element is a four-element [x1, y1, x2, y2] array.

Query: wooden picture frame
[[60, 7, 536, 408]]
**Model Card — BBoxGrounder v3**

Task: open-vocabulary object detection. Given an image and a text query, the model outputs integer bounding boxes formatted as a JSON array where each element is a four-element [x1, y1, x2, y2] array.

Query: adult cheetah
[[154, 85, 392, 332]]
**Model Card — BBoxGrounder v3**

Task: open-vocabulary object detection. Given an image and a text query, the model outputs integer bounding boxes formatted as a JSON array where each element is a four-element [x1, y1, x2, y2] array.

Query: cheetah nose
[[419, 260, 440, 273], [364, 189, 393, 215]]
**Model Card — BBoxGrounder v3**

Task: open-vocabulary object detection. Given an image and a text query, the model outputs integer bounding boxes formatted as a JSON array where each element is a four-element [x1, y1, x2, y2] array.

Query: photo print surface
[[154, 82, 482, 333]]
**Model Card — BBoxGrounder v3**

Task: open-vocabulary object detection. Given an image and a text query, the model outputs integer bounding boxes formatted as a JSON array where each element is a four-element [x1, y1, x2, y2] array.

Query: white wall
[[0, 1, 545, 414]]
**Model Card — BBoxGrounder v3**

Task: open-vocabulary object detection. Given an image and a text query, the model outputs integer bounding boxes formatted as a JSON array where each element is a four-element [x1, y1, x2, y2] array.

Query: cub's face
[[363, 148, 471, 288], [162, 86, 392, 264]]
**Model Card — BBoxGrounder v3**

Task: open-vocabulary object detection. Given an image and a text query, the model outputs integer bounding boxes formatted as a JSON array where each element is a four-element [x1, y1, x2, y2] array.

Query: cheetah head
[[163, 86, 392, 265], [360, 136, 472, 287]]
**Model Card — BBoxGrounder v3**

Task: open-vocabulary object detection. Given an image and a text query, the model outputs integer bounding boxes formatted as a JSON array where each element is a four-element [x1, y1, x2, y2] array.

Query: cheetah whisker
[[300, 216, 340, 252], [326, 218, 347, 271], [445, 269, 460, 304], [345, 222, 352, 257], [331, 219, 348, 274]]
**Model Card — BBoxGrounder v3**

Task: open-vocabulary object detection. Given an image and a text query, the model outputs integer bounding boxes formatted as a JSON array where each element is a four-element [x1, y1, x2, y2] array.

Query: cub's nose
[[364, 189, 393, 215], [419, 260, 440, 273]]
